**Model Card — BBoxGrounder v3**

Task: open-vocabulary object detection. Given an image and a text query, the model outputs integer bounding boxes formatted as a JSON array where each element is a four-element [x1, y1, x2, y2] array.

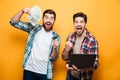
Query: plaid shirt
[[10, 21, 60, 79], [63, 29, 99, 80]]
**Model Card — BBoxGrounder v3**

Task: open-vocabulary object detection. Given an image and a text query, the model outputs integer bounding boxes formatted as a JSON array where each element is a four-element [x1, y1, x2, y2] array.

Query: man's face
[[74, 17, 86, 36], [43, 13, 55, 31]]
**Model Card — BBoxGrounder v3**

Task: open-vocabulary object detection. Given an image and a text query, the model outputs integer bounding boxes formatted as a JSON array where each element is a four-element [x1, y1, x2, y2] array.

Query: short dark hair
[[43, 9, 56, 20], [73, 12, 87, 23]]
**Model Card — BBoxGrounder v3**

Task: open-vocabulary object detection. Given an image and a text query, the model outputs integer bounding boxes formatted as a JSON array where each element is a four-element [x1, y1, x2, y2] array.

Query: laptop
[[69, 54, 96, 68]]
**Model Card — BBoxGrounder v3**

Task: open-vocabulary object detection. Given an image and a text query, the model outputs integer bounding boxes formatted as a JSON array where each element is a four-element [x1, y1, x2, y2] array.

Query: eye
[[50, 17, 54, 20], [75, 21, 78, 23], [80, 20, 85, 23], [44, 15, 49, 19]]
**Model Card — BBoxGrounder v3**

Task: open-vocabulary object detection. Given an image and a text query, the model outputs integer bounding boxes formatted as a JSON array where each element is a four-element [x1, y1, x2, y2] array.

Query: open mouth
[[45, 22, 51, 26], [77, 27, 82, 30]]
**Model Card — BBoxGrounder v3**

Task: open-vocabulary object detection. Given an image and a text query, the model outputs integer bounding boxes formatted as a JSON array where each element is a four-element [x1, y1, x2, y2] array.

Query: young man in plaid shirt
[[62, 12, 99, 80]]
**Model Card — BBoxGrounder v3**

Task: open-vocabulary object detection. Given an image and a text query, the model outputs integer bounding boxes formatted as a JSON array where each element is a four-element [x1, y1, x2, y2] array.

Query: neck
[[76, 30, 86, 38]]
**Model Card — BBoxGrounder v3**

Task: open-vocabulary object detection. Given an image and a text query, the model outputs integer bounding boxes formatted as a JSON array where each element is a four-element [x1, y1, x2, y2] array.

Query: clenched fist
[[65, 41, 73, 52], [53, 39, 59, 49], [22, 7, 31, 15]]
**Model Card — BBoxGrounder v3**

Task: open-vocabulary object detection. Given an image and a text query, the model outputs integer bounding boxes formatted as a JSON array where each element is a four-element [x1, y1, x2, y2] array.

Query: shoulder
[[52, 31, 60, 39], [85, 30, 98, 43], [67, 32, 76, 38]]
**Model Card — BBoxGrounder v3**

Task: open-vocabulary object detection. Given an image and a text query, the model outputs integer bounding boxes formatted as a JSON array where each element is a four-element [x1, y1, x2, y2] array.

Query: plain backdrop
[[0, 0, 120, 80]]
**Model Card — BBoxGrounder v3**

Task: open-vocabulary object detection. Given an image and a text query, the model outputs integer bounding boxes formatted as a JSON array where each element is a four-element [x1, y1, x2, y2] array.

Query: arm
[[10, 8, 33, 32], [11, 8, 31, 23], [51, 39, 59, 59], [11, 10, 24, 23], [89, 39, 99, 70], [66, 64, 94, 72], [51, 35, 61, 60], [62, 41, 73, 61]]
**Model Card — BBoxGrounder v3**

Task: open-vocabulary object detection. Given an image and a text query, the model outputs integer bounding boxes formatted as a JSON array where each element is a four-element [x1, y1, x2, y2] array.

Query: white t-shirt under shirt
[[24, 27, 53, 74]]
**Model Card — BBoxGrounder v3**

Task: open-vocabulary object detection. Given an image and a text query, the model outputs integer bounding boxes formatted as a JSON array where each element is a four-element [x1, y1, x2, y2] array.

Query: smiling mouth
[[45, 22, 51, 26], [77, 27, 82, 30]]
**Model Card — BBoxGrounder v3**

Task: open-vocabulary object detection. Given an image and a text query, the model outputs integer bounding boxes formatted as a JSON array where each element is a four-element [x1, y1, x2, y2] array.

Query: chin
[[45, 28, 50, 31], [76, 31, 81, 34], [45, 27, 52, 31], [43, 24, 53, 31]]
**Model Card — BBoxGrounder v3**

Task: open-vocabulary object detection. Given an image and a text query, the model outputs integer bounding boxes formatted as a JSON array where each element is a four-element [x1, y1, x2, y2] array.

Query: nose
[[77, 22, 81, 26]]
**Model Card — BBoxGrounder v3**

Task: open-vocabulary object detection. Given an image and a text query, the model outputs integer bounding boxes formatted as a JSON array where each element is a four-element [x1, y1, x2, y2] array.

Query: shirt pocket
[[81, 45, 89, 54]]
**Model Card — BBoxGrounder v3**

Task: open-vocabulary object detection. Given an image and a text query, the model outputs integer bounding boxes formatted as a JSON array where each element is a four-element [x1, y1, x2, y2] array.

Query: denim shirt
[[9, 21, 60, 79]]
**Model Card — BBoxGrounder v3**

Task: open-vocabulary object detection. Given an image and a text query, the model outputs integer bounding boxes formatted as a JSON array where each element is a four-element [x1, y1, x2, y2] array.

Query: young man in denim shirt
[[10, 7, 60, 80]]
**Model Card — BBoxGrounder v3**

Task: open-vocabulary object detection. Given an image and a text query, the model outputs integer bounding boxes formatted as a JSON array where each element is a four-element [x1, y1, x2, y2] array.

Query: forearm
[[51, 48, 58, 60], [62, 49, 69, 61], [11, 10, 24, 23]]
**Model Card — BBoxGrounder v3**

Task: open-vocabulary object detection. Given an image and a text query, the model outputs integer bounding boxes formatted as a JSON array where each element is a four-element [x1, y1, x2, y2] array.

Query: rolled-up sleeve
[[9, 20, 33, 33]]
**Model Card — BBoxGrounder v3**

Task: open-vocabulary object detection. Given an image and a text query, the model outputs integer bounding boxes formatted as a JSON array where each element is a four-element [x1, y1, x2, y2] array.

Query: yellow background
[[0, 0, 120, 80]]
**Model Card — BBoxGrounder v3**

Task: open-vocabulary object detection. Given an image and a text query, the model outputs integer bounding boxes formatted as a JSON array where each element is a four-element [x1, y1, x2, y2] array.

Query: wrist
[[21, 9, 24, 13], [63, 49, 69, 56], [52, 47, 57, 53], [65, 48, 70, 53]]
